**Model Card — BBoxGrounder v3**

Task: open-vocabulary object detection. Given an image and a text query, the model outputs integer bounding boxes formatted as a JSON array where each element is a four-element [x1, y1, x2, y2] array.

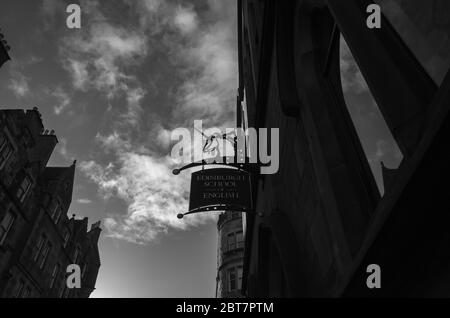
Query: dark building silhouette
[[216, 211, 244, 298], [0, 108, 101, 298], [238, 0, 450, 297]]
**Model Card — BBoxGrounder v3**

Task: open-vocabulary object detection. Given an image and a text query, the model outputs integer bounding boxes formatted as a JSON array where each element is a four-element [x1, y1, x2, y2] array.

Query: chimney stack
[[89, 221, 102, 244]]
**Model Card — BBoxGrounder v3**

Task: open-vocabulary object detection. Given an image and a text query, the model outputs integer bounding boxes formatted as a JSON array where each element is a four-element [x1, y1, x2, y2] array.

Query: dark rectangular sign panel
[[189, 168, 251, 211]]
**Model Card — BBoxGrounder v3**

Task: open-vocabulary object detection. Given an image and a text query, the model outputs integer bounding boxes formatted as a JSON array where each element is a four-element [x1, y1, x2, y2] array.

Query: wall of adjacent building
[[216, 212, 245, 298], [0, 109, 101, 298]]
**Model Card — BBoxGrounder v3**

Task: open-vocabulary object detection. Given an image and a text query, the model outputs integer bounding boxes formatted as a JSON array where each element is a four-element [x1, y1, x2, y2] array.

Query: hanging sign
[[189, 168, 251, 211]]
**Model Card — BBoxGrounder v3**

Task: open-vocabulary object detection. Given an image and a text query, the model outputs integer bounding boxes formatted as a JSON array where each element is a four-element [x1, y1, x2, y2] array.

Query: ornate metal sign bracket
[[176, 204, 263, 219], [172, 130, 264, 219], [172, 156, 264, 176]]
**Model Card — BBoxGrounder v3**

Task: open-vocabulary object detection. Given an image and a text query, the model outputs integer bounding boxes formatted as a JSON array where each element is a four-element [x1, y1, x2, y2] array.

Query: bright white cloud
[[173, 6, 198, 35], [156, 127, 172, 149], [77, 198, 93, 204], [62, 0, 237, 245], [173, 10, 238, 127], [96, 132, 131, 153], [122, 87, 146, 127], [66, 59, 89, 90], [50, 87, 71, 115], [8, 75, 29, 98], [60, 2, 149, 99], [80, 154, 214, 244]]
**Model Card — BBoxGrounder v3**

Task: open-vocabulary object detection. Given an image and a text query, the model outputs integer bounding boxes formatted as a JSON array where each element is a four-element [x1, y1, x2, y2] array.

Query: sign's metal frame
[[173, 133, 265, 219]]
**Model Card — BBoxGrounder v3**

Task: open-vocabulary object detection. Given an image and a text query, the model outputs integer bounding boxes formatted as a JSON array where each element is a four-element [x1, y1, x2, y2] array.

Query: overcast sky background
[[0, 0, 408, 298]]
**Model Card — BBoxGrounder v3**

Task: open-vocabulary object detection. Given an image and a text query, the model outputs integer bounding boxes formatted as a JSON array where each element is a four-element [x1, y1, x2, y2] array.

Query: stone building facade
[[238, 0, 450, 297], [216, 211, 244, 298], [0, 27, 11, 68], [0, 108, 101, 298]]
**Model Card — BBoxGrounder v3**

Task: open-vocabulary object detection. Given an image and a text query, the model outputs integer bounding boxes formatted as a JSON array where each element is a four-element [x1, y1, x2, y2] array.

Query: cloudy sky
[[0, 0, 412, 298], [0, 0, 237, 297]]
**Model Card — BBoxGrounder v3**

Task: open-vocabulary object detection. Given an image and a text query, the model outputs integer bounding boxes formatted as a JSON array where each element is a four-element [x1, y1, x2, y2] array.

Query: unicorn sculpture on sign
[[171, 120, 279, 175]]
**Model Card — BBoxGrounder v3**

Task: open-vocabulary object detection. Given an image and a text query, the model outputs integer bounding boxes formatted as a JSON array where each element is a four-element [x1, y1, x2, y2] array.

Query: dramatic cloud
[[173, 6, 198, 35], [172, 4, 238, 127], [80, 154, 213, 244], [61, 22, 148, 98], [58, 0, 150, 121], [56, 0, 237, 244], [65, 59, 89, 90], [155, 127, 172, 149], [174, 25, 237, 125], [122, 87, 146, 127], [96, 132, 131, 154]]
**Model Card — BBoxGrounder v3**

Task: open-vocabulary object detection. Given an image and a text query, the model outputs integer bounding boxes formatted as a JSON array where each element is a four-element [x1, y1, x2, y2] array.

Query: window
[[230, 211, 240, 220], [236, 231, 244, 249], [33, 234, 46, 262], [226, 231, 244, 252], [38, 242, 52, 269], [63, 230, 70, 248], [0, 210, 15, 245], [227, 233, 235, 251], [228, 268, 237, 292], [227, 267, 243, 292], [13, 279, 32, 298], [49, 263, 60, 289], [34, 234, 51, 269], [16, 175, 32, 202], [53, 208, 62, 224], [340, 35, 403, 196], [52, 207, 62, 225], [58, 280, 71, 298], [58, 284, 66, 298], [14, 280, 25, 298], [0, 132, 14, 169], [49, 199, 62, 224], [73, 245, 81, 264], [82, 262, 89, 278], [237, 267, 243, 290], [22, 287, 32, 298], [63, 287, 70, 298], [22, 128, 33, 148]]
